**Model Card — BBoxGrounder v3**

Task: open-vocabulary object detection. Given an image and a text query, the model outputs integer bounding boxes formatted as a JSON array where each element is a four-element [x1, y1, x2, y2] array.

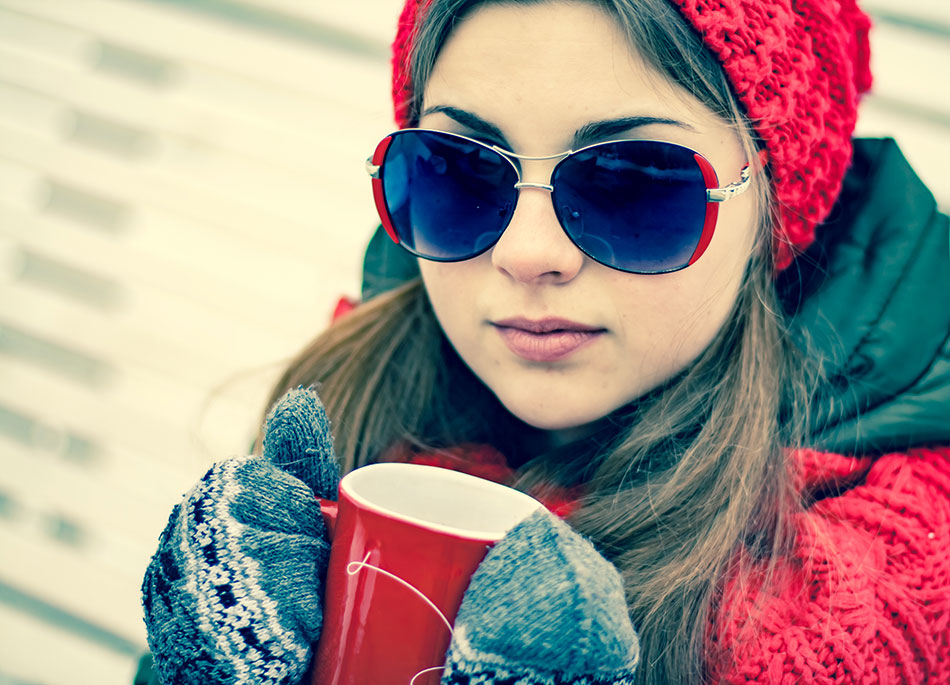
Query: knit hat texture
[[390, 0, 872, 269]]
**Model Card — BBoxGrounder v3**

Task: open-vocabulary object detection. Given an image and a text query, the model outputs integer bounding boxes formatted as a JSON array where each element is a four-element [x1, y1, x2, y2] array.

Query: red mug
[[311, 462, 542, 685]]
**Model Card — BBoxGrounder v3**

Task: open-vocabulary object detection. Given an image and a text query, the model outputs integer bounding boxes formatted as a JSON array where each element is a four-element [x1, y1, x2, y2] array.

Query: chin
[[498, 394, 615, 432]]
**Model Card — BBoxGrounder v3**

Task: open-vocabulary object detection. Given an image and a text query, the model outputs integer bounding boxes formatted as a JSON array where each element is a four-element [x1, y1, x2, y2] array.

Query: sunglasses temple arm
[[366, 159, 381, 179], [707, 165, 751, 203]]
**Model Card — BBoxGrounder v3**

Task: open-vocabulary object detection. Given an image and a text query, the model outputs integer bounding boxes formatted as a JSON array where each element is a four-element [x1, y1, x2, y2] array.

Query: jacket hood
[[360, 138, 950, 456], [779, 138, 950, 454]]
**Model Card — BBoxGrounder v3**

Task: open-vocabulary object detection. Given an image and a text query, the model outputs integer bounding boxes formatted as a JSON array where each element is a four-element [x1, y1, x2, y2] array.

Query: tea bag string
[[346, 553, 452, 684]]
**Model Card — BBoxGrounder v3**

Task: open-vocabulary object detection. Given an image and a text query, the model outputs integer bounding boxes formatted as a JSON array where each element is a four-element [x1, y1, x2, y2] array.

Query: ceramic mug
[[311, 462, 542, 685]]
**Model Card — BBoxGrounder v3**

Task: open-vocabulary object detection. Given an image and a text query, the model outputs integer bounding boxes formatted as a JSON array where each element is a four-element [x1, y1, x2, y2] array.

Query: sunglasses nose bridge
[[493, 146, 568, 193], [513, 181, 554, 192]]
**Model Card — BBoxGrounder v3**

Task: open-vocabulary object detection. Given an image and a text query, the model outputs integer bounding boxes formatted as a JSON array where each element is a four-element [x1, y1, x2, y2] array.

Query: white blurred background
[[0, 1, 947, 683]]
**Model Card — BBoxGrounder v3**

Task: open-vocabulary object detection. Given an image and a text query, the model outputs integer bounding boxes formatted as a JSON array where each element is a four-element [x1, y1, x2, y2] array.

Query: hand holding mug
[[142, 385, 639, 685], [312, 462, 543, 684], [312, 463, 639, 685], [141, 387, 340, 685]]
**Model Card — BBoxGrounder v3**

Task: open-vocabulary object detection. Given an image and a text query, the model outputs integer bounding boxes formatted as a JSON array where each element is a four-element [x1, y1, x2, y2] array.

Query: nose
[[490, 187, 585, 284]]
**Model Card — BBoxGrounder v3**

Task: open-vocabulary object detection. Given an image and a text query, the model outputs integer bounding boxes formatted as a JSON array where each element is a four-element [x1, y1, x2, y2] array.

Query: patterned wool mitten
[[442, 508, 640, 685], [141, 387, 340, 685]]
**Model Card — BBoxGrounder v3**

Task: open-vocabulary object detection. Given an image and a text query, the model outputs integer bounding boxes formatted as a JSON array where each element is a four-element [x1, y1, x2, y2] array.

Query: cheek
[[609, 280, 708, 377], [675, 215, 753, 345], [418, 260, 480, 336], [608, 207, 753, 378]]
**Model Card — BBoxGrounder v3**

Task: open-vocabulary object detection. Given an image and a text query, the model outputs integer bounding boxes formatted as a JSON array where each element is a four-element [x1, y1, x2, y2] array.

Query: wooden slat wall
[[0, 1, 946, 683], [858, 0, 950, 206], [0, 1, 396, 682]]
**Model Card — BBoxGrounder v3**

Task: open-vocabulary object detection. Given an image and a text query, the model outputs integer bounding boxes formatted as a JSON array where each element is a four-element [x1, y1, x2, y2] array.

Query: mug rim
[[340, 462, 543, 540]]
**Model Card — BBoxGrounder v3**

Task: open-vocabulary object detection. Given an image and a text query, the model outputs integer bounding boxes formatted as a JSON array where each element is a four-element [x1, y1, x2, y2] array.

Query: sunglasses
[[366, 128, 751, 274]]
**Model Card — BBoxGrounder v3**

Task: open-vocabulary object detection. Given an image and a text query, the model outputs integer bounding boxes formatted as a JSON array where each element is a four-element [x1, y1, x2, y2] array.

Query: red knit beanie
[[390, 0, 872, 270]]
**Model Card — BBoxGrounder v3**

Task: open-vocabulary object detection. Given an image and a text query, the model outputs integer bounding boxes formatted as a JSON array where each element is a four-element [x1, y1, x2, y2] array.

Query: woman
[[140, 0, 950, 683]]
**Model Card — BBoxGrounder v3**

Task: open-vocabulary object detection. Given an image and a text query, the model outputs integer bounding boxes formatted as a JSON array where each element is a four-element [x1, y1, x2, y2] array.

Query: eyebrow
[[573, 116, 694, 147], [422, 106, 509, 144], [421, 105, 693, 150]]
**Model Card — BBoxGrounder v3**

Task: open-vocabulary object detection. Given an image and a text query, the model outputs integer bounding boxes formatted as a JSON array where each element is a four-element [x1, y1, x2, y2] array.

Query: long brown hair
[[267, 1, 814, 681]]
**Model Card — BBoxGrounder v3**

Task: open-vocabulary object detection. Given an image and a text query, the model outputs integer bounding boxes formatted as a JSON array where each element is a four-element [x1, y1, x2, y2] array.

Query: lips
[[491, 317, 605, 362]]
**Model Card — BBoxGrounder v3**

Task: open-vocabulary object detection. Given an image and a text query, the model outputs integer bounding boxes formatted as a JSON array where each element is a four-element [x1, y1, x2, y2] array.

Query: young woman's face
[[417, 1, 757, 438]]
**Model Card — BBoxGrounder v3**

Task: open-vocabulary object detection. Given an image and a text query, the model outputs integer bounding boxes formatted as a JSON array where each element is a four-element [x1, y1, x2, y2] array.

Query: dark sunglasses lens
[[552, 141, 709, 273], [381, 131, 518, 261]]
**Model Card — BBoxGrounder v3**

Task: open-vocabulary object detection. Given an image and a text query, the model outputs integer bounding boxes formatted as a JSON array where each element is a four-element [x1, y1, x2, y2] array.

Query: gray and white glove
[[141, 387, 340, 685], [442, 508, 640, 684]]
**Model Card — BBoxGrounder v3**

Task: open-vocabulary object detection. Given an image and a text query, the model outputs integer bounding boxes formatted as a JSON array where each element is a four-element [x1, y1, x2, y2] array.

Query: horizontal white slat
[[0, 363, 260, 614], [0, 76, 360, 192], [0, 4, 91, 65], [0, 117, 373, 261], [242, 0, 402, 45], [0, 353, 261, 466], [1, 279, 279, 390], [0, 515, 147, 650], [0, 438, 173, 576], [0, 231, 341, 457], [0, 601, 138, 685], [0, 77, 63, 134], [0, 358, 219, 484], [0, 151, 36, 209], [0, 0, 392, 109], [0, 431, 200, 544], [864, 0, 950, 26], [0, 41, 387, 178], [0, 111, 371, 244], [870, 22, 950, 115], [0, 202, 345, 341], [0, 395, 220, 563]]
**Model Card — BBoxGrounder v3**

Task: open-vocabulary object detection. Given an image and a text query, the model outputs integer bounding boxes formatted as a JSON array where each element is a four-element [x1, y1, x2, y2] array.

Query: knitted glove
[[141, 387, 340, 685], [442, 508, 640, 684]]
